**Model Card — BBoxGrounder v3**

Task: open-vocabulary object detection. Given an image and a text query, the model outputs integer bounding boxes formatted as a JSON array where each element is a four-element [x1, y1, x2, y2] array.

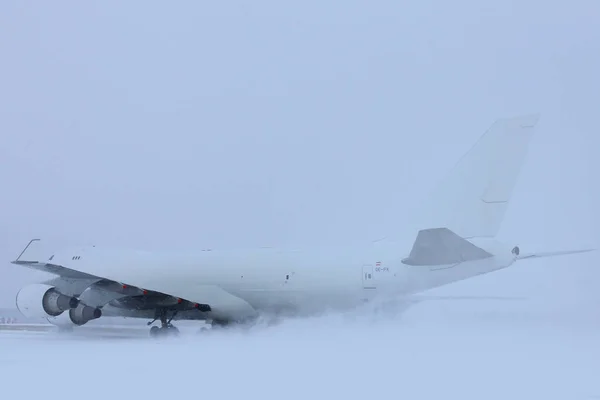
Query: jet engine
[[45, 302, 103, 328], [44, 305, 99, 327], [16, 283, 79, 318], [68, 303, 102, 326]]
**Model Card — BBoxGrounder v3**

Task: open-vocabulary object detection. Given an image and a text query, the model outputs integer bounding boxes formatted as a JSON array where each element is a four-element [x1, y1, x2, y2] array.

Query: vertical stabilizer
[[418, 114, 539, 238]]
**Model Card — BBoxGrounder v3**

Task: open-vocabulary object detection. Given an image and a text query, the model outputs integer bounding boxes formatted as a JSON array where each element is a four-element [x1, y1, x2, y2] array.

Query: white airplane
[[11, 114, 594, 337]]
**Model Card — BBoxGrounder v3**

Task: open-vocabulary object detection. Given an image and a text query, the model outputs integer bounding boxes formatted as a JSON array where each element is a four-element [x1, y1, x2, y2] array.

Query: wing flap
[[144, 283, 257, 321]]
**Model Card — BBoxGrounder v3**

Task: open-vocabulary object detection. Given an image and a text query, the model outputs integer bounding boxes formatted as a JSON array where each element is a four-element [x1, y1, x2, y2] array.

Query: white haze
[[0, 1, 599, 398], [2, 254, 600, 399]]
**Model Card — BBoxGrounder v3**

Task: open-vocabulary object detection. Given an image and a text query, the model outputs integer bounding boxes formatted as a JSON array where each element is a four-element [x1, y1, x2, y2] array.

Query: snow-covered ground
[[1, 253, 599, 400]]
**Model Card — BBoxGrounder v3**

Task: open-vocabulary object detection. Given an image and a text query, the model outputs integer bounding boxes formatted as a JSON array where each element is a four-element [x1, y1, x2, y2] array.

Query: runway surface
[[1, 255, 599, 400]]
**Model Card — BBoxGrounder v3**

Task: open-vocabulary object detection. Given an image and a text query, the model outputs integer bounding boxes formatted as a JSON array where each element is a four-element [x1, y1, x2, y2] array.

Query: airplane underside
[[14, 268, 354, 338], [14, 275, 242, 337], [14, 274, 414, 338]]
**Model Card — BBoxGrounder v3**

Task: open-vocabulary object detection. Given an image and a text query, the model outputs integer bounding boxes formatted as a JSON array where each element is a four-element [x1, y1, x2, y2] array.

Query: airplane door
[[362, 265, 376, 289]]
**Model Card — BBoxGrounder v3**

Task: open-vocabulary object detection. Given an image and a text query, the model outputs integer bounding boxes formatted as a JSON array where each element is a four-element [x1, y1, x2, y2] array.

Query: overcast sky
[[1, 1, 598, 306]]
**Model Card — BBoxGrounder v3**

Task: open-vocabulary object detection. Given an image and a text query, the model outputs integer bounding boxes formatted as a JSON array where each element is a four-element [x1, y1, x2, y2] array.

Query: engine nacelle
[[16, 283, 79, 319], [68, 303, 102, 326], [45, 303, 102, 327]]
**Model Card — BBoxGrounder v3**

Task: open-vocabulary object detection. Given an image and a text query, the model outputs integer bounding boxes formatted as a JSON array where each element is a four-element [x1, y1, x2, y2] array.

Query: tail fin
[[418, 114, 540, 238]]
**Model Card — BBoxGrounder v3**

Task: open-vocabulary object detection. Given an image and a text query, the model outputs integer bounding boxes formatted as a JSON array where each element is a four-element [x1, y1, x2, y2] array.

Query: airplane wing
[[11, 239, 256, 325], [12, 260, 100, 279], [12, 239, 97, 279]]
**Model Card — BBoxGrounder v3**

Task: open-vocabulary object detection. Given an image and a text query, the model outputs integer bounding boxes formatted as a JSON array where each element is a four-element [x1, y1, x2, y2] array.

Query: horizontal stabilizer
[[401, 227, 492, 266], [517, 248, 595, 260], [413, 295, 528, 302]]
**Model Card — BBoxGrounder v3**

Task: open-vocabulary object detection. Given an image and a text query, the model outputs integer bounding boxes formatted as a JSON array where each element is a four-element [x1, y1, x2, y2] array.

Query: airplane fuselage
[[46, 237, 519, 322]]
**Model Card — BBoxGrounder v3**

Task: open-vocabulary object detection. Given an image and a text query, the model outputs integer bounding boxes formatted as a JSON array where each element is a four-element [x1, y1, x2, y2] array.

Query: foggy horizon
[[1, 2, 599, 398], [2, 1, 598, 306]]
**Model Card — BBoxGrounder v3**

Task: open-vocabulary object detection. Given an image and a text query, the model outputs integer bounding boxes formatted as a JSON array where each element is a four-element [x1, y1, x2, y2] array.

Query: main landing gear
[[148, 309, 180, 338]]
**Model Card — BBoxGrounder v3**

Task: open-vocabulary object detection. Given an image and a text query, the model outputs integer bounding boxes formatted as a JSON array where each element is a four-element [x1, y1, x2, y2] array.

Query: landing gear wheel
[[164, 324, 180, 335], [149, 324, 180, 337], [148, 309, 180, 338]]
